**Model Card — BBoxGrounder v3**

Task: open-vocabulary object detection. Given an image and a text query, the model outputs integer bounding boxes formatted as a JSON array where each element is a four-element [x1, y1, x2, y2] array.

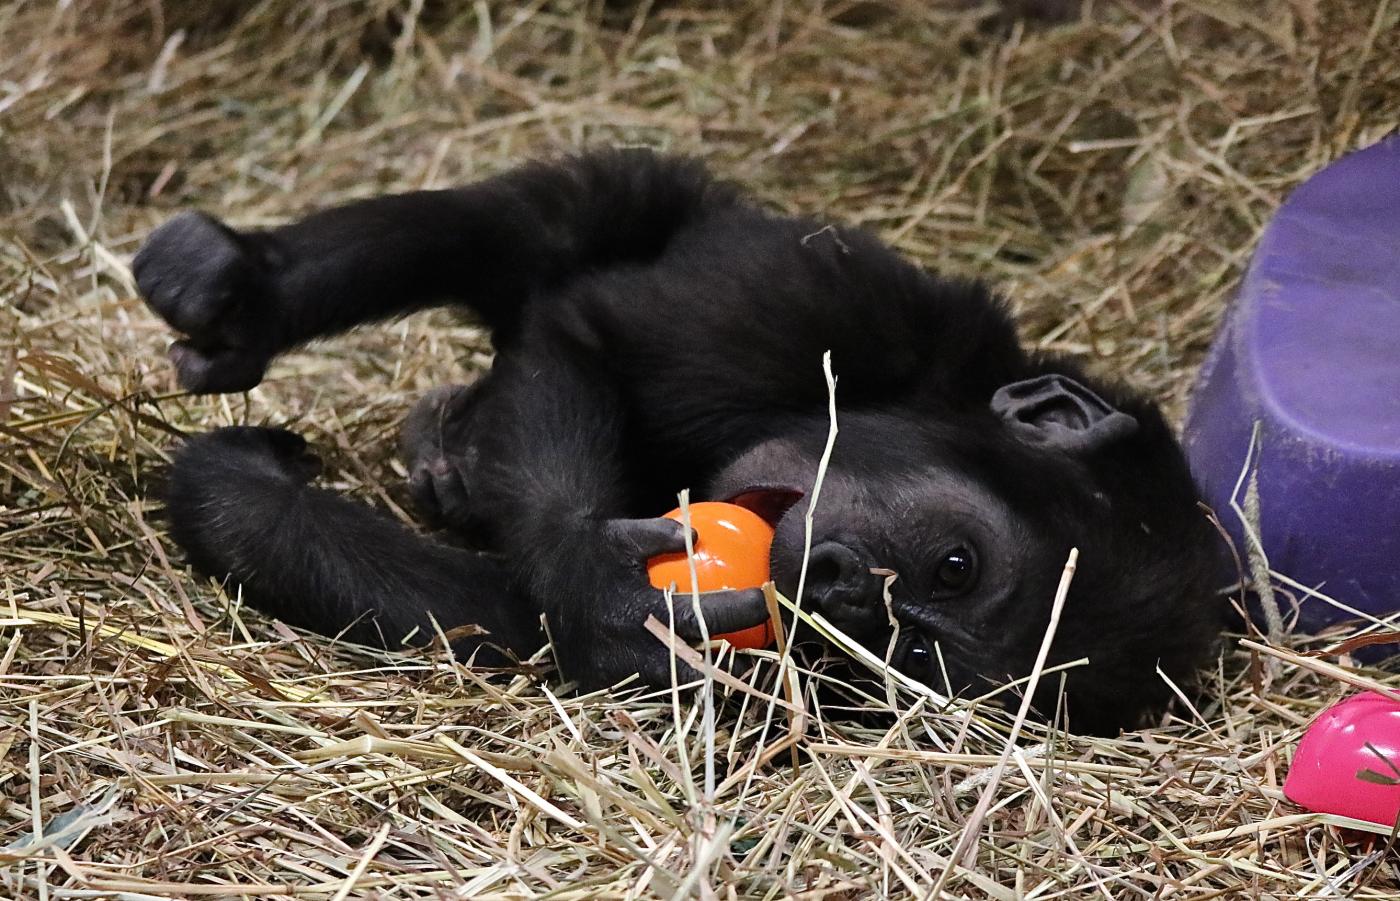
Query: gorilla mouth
[[725, 485, 805, 529]]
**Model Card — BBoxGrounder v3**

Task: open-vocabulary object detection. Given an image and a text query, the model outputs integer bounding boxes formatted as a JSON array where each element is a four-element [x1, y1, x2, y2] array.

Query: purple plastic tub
[[1184, 135, 1400, 634]]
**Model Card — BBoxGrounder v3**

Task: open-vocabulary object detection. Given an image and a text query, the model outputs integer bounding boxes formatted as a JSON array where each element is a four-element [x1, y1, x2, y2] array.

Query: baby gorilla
[[136, 149, 1221, 734]]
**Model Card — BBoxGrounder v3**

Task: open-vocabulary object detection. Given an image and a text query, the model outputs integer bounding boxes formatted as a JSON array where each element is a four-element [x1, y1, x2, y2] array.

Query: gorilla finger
[[608, 516, 694, 560], [662, 587, 770, 642]]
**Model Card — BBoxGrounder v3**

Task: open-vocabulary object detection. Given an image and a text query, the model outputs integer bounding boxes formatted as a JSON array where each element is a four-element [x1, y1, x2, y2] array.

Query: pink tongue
[[725, 487, 804, 527]]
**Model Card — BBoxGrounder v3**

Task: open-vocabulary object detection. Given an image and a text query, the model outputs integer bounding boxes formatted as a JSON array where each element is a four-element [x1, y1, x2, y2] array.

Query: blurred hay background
[[3, 0, 1399, 897]]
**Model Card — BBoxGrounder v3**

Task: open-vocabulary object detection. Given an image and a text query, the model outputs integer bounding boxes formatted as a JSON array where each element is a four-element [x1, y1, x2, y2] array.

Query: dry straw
[[3, 0, 1400, 897]]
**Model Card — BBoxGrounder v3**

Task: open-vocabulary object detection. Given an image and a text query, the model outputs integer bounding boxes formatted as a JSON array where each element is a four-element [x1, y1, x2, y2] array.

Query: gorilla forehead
[[770, 407, 1102, 523]]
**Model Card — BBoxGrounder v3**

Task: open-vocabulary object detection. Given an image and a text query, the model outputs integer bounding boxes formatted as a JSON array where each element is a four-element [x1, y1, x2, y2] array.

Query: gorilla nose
[[807, 541, 881, 622]]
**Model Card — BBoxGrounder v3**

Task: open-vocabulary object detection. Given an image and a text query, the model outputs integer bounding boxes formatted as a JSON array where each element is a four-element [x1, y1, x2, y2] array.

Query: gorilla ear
[[991, 374, 1138, 453]]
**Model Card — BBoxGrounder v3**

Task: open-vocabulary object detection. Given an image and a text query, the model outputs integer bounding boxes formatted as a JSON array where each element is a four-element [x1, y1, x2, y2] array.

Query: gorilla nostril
[[809, 555, 841, 588], [807, 541, 876, 616], [808, 542, 859, 586]]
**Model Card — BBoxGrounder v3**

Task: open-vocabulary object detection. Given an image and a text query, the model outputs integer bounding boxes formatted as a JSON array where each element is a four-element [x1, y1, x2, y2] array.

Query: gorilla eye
[[933, 547, 977, 596], [903, 638, 933, 677]]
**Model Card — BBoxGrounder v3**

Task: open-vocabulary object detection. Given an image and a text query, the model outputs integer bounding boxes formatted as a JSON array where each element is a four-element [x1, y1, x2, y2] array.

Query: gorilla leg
[[133, 149, 739, 393], [166, 427, 541, 661]]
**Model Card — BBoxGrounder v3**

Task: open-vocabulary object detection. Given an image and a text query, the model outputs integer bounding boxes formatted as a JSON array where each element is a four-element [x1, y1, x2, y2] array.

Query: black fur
[[135, 149, 1222, 734]]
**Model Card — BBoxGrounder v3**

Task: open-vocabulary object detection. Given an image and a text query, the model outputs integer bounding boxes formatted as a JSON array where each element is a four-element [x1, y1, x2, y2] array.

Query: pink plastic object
[[1285, 693, 1400, 827]]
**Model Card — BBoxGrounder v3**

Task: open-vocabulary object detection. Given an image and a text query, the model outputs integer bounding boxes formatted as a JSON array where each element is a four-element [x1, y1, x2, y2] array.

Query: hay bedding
[[2, 0, 1399, 896]]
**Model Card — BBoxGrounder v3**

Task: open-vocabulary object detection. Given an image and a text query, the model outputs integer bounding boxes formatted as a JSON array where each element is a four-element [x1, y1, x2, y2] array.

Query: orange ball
[[647, 502, 776, 650]]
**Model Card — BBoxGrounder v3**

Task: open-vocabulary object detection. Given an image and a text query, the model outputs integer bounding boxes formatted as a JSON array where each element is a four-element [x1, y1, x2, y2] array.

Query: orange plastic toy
[[647, 502, 776, 649]]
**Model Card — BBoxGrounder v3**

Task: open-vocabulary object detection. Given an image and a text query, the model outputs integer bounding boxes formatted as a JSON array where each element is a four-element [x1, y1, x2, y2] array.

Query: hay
[[3, 0, 1400, 896]]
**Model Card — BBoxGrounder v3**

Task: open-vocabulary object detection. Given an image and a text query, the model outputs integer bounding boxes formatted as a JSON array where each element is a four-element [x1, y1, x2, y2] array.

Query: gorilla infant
[[135, 149, 1221, 734]]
